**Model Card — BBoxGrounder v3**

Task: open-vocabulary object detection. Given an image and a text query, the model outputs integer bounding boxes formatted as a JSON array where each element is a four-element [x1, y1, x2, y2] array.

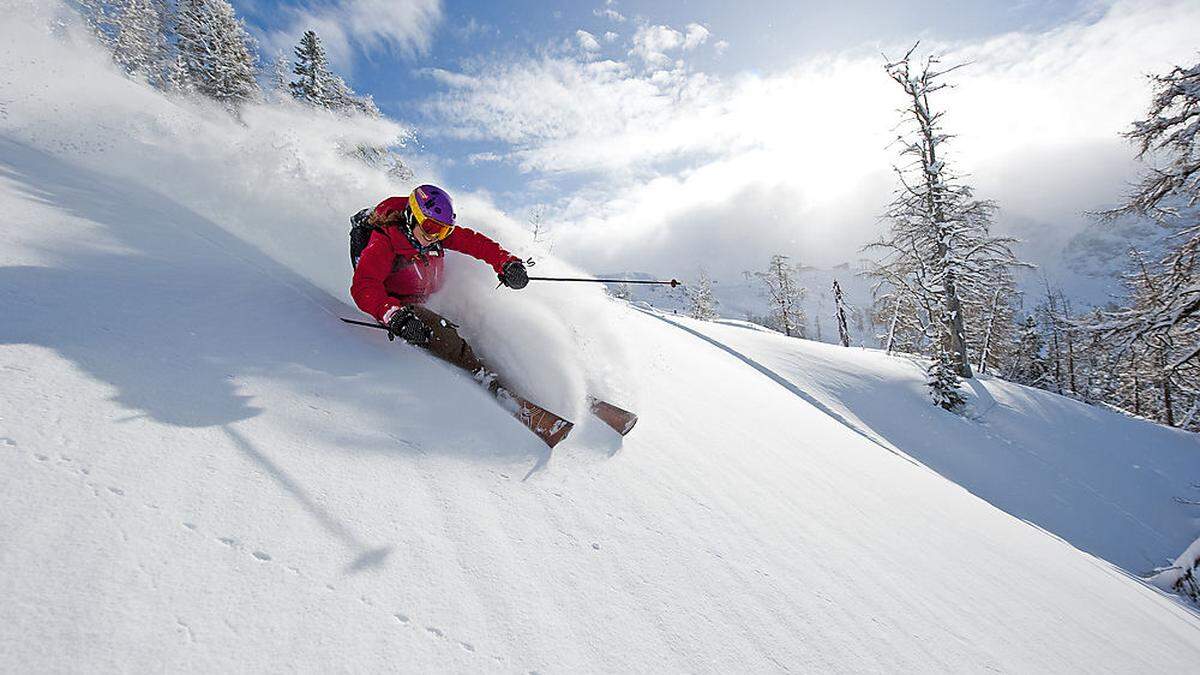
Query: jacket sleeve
[[442, 227, 519, 274], [350, 231, 403, 322]]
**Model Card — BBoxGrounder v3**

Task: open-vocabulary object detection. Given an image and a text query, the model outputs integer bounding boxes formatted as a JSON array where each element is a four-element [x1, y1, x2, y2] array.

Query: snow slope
[[4, 3, 1200, 670], [655, 314, 1200, 575]]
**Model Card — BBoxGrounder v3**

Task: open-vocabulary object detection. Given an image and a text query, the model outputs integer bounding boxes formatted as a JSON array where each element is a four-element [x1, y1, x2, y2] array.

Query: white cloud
[[630, 24, 684, 66], [683, 23, 710, 50], [576, 29, 601, 52], [593, 7, 626, 22], [467, 151, 502, 165], [713, 39, 729, 56], [261, 0, 443, 71], [423, 1, 1200, 279], [603, 31, 619, 43]]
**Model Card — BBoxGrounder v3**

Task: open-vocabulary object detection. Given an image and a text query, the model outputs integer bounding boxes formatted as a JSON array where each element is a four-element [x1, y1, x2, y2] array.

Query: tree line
[[76, 0, 412, 180], [871, 45, 1199, 429], [76, 0, 378, 116], [690, 44, 1198, 429]]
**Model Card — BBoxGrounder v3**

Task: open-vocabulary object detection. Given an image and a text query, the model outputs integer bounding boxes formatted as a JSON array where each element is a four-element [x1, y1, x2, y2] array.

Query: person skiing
[[347, 184, 636, 446], [350, 184, 528, 354]]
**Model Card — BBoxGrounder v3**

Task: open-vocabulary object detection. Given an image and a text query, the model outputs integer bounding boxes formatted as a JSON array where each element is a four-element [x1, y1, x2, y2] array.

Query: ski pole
[[341, 317, 389, 331], [528, 276, 682, 287], [341, 316, 399, 340]]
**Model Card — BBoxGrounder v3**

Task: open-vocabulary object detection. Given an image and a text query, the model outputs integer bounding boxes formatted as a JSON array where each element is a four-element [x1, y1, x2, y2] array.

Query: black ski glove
[[499, 260, 529, 289], [385, 306, 432, 346]]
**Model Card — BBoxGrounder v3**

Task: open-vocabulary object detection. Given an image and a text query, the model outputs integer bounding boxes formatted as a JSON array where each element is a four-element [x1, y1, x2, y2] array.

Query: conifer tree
[[288, 30, 381, 116], [78, 0, 173, 87], [175, 0, 260, 108], [290, 30, 336, 108], [269, 54, 291, 102], [78, 0, 121, 53], [1008, 315, 1048, 387], [113, 0, 171, 85], [688, 270, 719, 320], [928, 353, 966, 412]]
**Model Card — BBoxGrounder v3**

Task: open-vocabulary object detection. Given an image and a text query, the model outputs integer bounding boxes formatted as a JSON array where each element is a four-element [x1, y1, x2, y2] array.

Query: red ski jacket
[[351, 224, 519, 322]]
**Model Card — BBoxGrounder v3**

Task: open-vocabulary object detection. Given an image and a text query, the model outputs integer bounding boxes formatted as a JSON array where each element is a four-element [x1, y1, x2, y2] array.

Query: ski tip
[[588, 398, 638, 437], [619, 415, 638, 436]]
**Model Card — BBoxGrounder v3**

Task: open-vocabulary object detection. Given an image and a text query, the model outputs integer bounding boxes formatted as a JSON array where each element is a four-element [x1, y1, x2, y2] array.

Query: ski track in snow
[[2, 434, 504, 666], [635, 306, 912, 464]]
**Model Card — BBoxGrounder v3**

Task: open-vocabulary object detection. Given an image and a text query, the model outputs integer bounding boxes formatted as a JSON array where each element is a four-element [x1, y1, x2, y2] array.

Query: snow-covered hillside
[[651, 314, 1200, 575], [4, 2, 1200, 670]]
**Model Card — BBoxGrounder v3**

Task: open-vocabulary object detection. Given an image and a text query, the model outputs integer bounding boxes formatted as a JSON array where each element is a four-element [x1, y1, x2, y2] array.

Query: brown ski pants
[[405, 304, 492, 382]]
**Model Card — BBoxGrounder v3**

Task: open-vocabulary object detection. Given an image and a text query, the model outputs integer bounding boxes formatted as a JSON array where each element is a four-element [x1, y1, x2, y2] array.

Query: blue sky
[[230, 1, 1200, 280], [235, 0, 1093, 194]]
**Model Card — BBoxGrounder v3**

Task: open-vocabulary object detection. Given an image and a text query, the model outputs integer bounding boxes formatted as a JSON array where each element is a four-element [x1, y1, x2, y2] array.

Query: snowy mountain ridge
[[3, 3, 1200, 670]]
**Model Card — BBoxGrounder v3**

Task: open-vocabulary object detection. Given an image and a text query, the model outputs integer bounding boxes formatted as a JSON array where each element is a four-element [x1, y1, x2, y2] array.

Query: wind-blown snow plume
[[0, 0, 634, 422]]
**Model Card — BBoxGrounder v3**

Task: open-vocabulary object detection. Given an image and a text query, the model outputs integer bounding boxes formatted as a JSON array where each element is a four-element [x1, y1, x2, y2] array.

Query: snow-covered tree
[[928, 352, 966, 413], [1092, 56, 1200, 429], [749, 255, 806, 337], [688, 270, 719, 320], [268, 53, 291, 102], [288, 30, 380, 116], [1008, 315, 1048, 387], [78, 0, 124, 57], [833, 279, 851, 347], [175, 0, 260, 108], [865, 45, 1025, 379], [350, 143, 413, 182], [77, 0, 173, 87], [1095, 252, 1192, 427], [336, 76, 382, 117], [873, 290, 925, 355], [289, 30, 336, 107], [113, 0, 171, 84]]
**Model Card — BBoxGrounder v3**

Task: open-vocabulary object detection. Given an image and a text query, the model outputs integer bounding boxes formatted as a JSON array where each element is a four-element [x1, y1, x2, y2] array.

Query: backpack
[[349, 208, 376, 269]]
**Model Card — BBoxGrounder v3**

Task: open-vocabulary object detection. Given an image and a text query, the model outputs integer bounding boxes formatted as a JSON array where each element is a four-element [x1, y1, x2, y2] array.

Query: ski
[[588, 397, 638, 436], [341, 316, 574, 448], [498, 384, 574, 448]]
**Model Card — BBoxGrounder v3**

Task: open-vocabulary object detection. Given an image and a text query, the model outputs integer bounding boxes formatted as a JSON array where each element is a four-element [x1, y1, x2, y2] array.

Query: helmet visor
[[416, 214, 454, 241]]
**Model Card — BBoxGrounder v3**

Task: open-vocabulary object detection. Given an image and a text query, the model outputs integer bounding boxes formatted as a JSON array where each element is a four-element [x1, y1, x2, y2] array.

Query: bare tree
[[865, 44, 1025, 379], [1091, 56, 1200, 429], [833, 279, 851, 347], [527, 204, 551, 249], [750, 255, 807, 337]]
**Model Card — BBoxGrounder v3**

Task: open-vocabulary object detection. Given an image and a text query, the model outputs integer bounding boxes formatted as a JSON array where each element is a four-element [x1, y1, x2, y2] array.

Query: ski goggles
[[409, 196, 456, 241]]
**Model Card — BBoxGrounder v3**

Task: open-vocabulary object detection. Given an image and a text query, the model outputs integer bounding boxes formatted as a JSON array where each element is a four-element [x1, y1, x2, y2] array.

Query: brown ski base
[[587, 397, 638, 436], [494, 385, 574, 448], [355, 306, 636, 447]]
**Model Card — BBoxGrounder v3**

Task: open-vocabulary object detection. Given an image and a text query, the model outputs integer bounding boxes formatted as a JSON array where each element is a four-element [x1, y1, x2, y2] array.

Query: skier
[[348, 185, 636, 446], [350, 184, 529, 366]]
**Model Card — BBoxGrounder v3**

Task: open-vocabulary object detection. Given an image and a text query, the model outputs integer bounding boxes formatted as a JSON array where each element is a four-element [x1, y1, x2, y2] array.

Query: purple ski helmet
[[408, 184, 456, 241]]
